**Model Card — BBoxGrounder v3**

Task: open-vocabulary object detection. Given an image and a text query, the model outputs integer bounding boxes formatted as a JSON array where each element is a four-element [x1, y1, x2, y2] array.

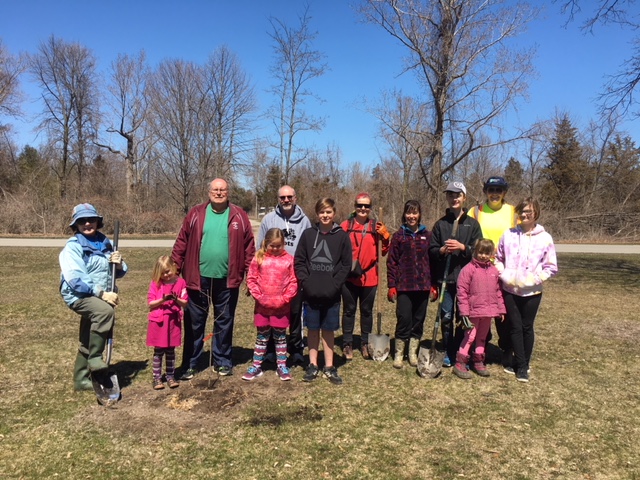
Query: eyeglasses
[[519, 209, 534, 217], [279, 195, 294, 200], [487, 187, 504, 194], [77, 217, 98, 224], [355, 203, 371, 209], [209, 188, 228, 194]]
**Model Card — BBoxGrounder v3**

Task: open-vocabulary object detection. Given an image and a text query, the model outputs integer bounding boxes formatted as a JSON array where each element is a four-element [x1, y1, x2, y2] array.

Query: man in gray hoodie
[[258, 185, 311, 367]]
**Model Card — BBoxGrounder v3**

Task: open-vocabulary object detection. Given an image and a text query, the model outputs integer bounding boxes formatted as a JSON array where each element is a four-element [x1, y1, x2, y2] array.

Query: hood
[[518, 224, 546, 236]]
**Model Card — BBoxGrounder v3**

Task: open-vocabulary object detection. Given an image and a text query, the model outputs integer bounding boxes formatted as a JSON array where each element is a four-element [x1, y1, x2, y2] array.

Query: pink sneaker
[[277, 366, 292, 381]]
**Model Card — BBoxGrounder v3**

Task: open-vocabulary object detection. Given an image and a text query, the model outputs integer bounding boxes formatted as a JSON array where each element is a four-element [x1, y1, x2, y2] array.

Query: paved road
[[0, 238, 638, 253]]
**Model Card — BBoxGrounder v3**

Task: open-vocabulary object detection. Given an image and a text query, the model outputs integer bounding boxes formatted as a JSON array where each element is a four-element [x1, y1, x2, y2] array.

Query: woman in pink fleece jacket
[[454, 239, 506, 379], [495, 198, 558, 383], [243, 228, 298, 382]]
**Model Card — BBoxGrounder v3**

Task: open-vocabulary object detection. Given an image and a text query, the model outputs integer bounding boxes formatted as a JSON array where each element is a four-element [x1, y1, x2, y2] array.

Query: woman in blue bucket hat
[[59, 203, 128, 391]]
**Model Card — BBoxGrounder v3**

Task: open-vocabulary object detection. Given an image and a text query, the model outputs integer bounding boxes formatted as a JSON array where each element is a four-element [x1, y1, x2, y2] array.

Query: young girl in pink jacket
[[453, 239, 506, 379], [243, 228, 298, 382], [147, 255, 189, 390]]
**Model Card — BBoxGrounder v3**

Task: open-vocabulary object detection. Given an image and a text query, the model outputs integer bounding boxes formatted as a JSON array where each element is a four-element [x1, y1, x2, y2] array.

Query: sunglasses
[[279, 195, 294, 200], [487, 187, 504, 194], [77, 217, 98, 224], [355, 203, 371, 209]]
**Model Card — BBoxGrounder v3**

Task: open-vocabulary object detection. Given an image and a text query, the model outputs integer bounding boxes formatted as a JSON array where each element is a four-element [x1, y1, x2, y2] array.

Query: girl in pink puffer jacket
[[453, 239, 506, 379], [244, 228, 298, 382]]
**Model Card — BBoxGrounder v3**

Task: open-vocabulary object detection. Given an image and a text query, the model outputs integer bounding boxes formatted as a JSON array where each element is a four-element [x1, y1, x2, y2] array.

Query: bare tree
[[98, 51, 150, 202], [373, 89, 429, 205], [200, 45, 257, 178], [268, 6, 328, 183], [146, 59, 204, 213], [29, 36, 99, 198], [360, 0, 536, 208], [0, 40, 24, 123], [558, 0, 640, 117]]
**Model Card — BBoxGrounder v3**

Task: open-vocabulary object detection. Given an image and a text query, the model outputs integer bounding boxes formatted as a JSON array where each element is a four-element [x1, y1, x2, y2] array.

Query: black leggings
[[503, 291, 542, 372], [341, 282, 376, 345]]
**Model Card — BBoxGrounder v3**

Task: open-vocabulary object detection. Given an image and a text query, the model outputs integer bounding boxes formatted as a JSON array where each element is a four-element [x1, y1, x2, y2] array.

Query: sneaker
[[516, 368, 529, 383], [242, 366, 263, 381], [216, 366, 233, 376], [153, 378, 165, 390], [180, 368, 195, 380], [443, 355, 452, 368], [323, 366, 343, 385], [505, 366, 531, 375], [343, 344, 353, 361], [303, 364, 319, 382], [277, 366, 292, 381]]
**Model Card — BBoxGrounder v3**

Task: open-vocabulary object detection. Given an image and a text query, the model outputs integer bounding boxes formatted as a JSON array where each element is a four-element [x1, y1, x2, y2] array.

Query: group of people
[[59, 176, 557, 391]]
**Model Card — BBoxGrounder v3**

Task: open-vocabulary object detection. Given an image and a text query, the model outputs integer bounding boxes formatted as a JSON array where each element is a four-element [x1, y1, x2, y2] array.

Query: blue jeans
[[182, 277, 239, 370]]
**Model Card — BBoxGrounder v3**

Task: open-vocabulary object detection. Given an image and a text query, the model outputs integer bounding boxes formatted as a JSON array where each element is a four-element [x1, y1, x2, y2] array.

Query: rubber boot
[[472, 353, 490, 377], [452, 353, 472, 379], [73, 351, 93, 391], [87, 331, 109, 372], [393, 339, 406, 369], [408, 338, 420, 367]]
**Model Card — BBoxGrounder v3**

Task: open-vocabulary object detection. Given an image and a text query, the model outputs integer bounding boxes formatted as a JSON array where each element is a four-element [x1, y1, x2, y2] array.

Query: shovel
[[368, 207, 390, 361], [418, 215, 461, 378], [93, 220, 122, 406]]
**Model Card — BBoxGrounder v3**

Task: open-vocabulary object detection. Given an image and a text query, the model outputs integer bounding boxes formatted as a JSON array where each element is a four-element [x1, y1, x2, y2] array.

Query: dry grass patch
[[0, 249, 639, 479]]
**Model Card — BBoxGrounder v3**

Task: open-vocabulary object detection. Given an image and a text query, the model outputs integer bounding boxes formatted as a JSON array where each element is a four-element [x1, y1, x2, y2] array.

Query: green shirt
[[200, 205, 229, 278]]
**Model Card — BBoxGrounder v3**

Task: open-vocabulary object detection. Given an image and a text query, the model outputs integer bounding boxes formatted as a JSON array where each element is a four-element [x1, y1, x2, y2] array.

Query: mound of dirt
[[79, 368, 306, 437]]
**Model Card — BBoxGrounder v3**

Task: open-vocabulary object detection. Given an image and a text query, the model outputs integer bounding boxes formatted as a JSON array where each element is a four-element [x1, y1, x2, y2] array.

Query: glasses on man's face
[[355, 203, 371, 209], [487, 187, 504, 194], [279, 195, 294, 201], [77, 217, 98, 224], [209, 189, 228, 194]]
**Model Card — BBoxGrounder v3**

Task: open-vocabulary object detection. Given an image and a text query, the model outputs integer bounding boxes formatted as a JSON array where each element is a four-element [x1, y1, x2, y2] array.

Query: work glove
[[99, 291, 119, 306], [457, 315, 474, 330], [163, 293, 177, 302], [429, 286, 438, 302], [376, 222, 390, 240], [109, 251, 124, 270], [387, 287, 397, 303]]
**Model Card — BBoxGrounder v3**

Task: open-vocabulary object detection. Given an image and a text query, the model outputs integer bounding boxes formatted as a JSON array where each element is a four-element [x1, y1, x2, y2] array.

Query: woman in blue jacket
[[59, 204, 128, 391]]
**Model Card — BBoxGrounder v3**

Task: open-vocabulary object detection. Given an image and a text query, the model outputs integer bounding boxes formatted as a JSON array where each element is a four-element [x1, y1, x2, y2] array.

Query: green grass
[[0, 249, 639, 479]]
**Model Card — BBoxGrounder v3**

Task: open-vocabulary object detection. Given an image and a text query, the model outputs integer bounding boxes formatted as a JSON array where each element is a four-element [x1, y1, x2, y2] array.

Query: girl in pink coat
[[454, 239, 506, 379], [243, 228, 298, 382], [147, 255, 188, 390]]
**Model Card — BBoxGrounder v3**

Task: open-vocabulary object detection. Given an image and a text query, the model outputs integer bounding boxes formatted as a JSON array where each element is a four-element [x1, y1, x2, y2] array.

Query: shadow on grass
[[559, 254, 640, 288], [111, 359, 148, 388]]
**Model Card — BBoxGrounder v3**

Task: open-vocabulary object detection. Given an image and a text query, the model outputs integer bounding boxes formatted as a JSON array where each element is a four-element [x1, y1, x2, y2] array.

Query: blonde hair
[[151, 255, 178, 285], [256, 228, 285, 266], [473, 238, 495, 258]]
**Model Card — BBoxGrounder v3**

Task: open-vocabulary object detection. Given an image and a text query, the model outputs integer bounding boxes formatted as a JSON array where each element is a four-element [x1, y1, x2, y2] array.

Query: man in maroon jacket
[[172, 178, 255, 378]]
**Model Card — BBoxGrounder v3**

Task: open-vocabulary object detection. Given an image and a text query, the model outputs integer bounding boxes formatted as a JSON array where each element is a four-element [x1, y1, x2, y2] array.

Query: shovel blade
[[368, 334, 390, 362], [417, 347, 445, 378], [92, 370, 121, 406]]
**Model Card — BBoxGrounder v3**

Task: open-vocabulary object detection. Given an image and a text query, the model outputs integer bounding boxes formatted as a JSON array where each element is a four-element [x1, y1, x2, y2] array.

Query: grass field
[[1, 248, 639, 479]]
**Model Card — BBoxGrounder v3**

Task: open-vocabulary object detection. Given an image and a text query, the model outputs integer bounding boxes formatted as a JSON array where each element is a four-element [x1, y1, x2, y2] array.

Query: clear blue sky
[[1, 0, 638, 168]]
